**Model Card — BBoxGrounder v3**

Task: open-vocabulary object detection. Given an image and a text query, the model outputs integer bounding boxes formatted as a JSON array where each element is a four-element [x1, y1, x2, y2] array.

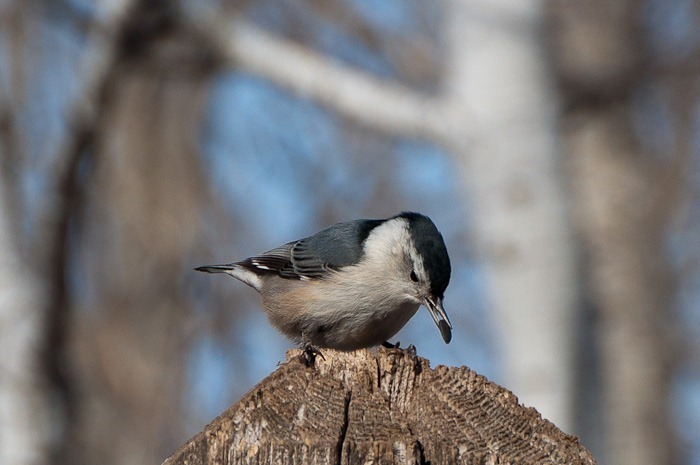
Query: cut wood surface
[[163, 348, 596, 465]]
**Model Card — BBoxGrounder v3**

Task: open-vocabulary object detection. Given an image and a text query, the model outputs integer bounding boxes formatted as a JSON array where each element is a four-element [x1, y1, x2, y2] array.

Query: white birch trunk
[[443, 0, 576, 431]]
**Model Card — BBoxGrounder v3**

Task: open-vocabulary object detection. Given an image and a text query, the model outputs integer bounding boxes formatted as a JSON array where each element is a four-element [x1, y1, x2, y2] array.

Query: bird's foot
[[300, 342, 324, 367], [381, 340, 417, 356], [381, 340, 401, 349], [405, 343, 417, 357]]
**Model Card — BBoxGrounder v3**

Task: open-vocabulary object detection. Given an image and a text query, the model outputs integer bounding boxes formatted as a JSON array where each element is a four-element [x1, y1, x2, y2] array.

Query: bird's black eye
[[410, 270, 419, 282]]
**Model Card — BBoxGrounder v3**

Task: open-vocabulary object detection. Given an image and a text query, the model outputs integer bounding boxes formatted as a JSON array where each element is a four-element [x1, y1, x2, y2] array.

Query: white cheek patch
[[361, 218, 423, 286], [363, 218, 412, 262]]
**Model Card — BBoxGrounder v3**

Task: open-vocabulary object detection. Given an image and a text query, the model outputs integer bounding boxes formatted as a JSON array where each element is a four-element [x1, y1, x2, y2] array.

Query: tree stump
[[162, 348, 596, 464]]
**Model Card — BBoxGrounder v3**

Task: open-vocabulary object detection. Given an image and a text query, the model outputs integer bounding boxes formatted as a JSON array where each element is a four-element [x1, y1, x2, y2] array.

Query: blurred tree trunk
[[547, 2, 678, 465], [63, 17, 214, 465], [442, 0, 577, 432], [0, 2, 136, 463]]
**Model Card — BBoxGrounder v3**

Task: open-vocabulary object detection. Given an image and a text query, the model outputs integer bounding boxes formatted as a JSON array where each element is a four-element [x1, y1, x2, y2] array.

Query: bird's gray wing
[[238, 219, 383, 280], [236, 242, 297, 276]]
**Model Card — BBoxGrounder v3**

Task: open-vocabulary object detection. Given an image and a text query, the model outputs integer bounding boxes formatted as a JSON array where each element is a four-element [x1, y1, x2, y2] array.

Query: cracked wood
[[162, 348, 597, 465]]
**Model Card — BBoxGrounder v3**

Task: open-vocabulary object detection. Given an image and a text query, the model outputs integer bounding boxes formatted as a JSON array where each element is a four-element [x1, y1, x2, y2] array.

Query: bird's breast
[[260, 276, 420, 350]]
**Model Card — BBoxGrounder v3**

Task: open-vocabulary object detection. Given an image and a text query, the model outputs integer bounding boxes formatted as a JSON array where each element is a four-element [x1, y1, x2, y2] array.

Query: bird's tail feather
[[195, 263, 263, 291], [194, 264, 235, 273]]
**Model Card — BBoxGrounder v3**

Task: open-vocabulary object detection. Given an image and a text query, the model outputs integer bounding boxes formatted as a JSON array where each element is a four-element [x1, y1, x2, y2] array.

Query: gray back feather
[[238, 219, 384, 279]]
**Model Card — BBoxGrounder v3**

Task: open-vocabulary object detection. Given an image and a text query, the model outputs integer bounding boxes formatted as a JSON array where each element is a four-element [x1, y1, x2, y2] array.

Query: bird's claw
[[381, 340, 401, 349], [300, 343, 324, 367], [405, 343, 417, 357], [381, 341, 416, 356]]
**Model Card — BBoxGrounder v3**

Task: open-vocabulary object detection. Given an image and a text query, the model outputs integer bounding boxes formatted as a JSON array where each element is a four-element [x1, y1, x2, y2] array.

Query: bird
[[195, 212, 452, 354]]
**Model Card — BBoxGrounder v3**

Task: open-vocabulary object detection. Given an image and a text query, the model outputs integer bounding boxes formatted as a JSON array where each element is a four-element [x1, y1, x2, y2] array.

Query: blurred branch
[[187, 11, 455, 142]]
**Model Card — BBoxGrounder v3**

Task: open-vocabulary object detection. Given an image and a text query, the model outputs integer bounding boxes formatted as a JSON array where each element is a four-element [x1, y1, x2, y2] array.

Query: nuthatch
[[196, 212, 452, 352]]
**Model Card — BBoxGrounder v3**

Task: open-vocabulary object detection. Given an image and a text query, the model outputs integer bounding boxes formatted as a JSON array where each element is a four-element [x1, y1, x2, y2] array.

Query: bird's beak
[[424, 295, 452, 344]]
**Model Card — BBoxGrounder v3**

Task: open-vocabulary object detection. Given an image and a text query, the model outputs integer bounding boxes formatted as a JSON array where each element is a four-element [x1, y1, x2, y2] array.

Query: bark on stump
[[163, 348, 596, 464]]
